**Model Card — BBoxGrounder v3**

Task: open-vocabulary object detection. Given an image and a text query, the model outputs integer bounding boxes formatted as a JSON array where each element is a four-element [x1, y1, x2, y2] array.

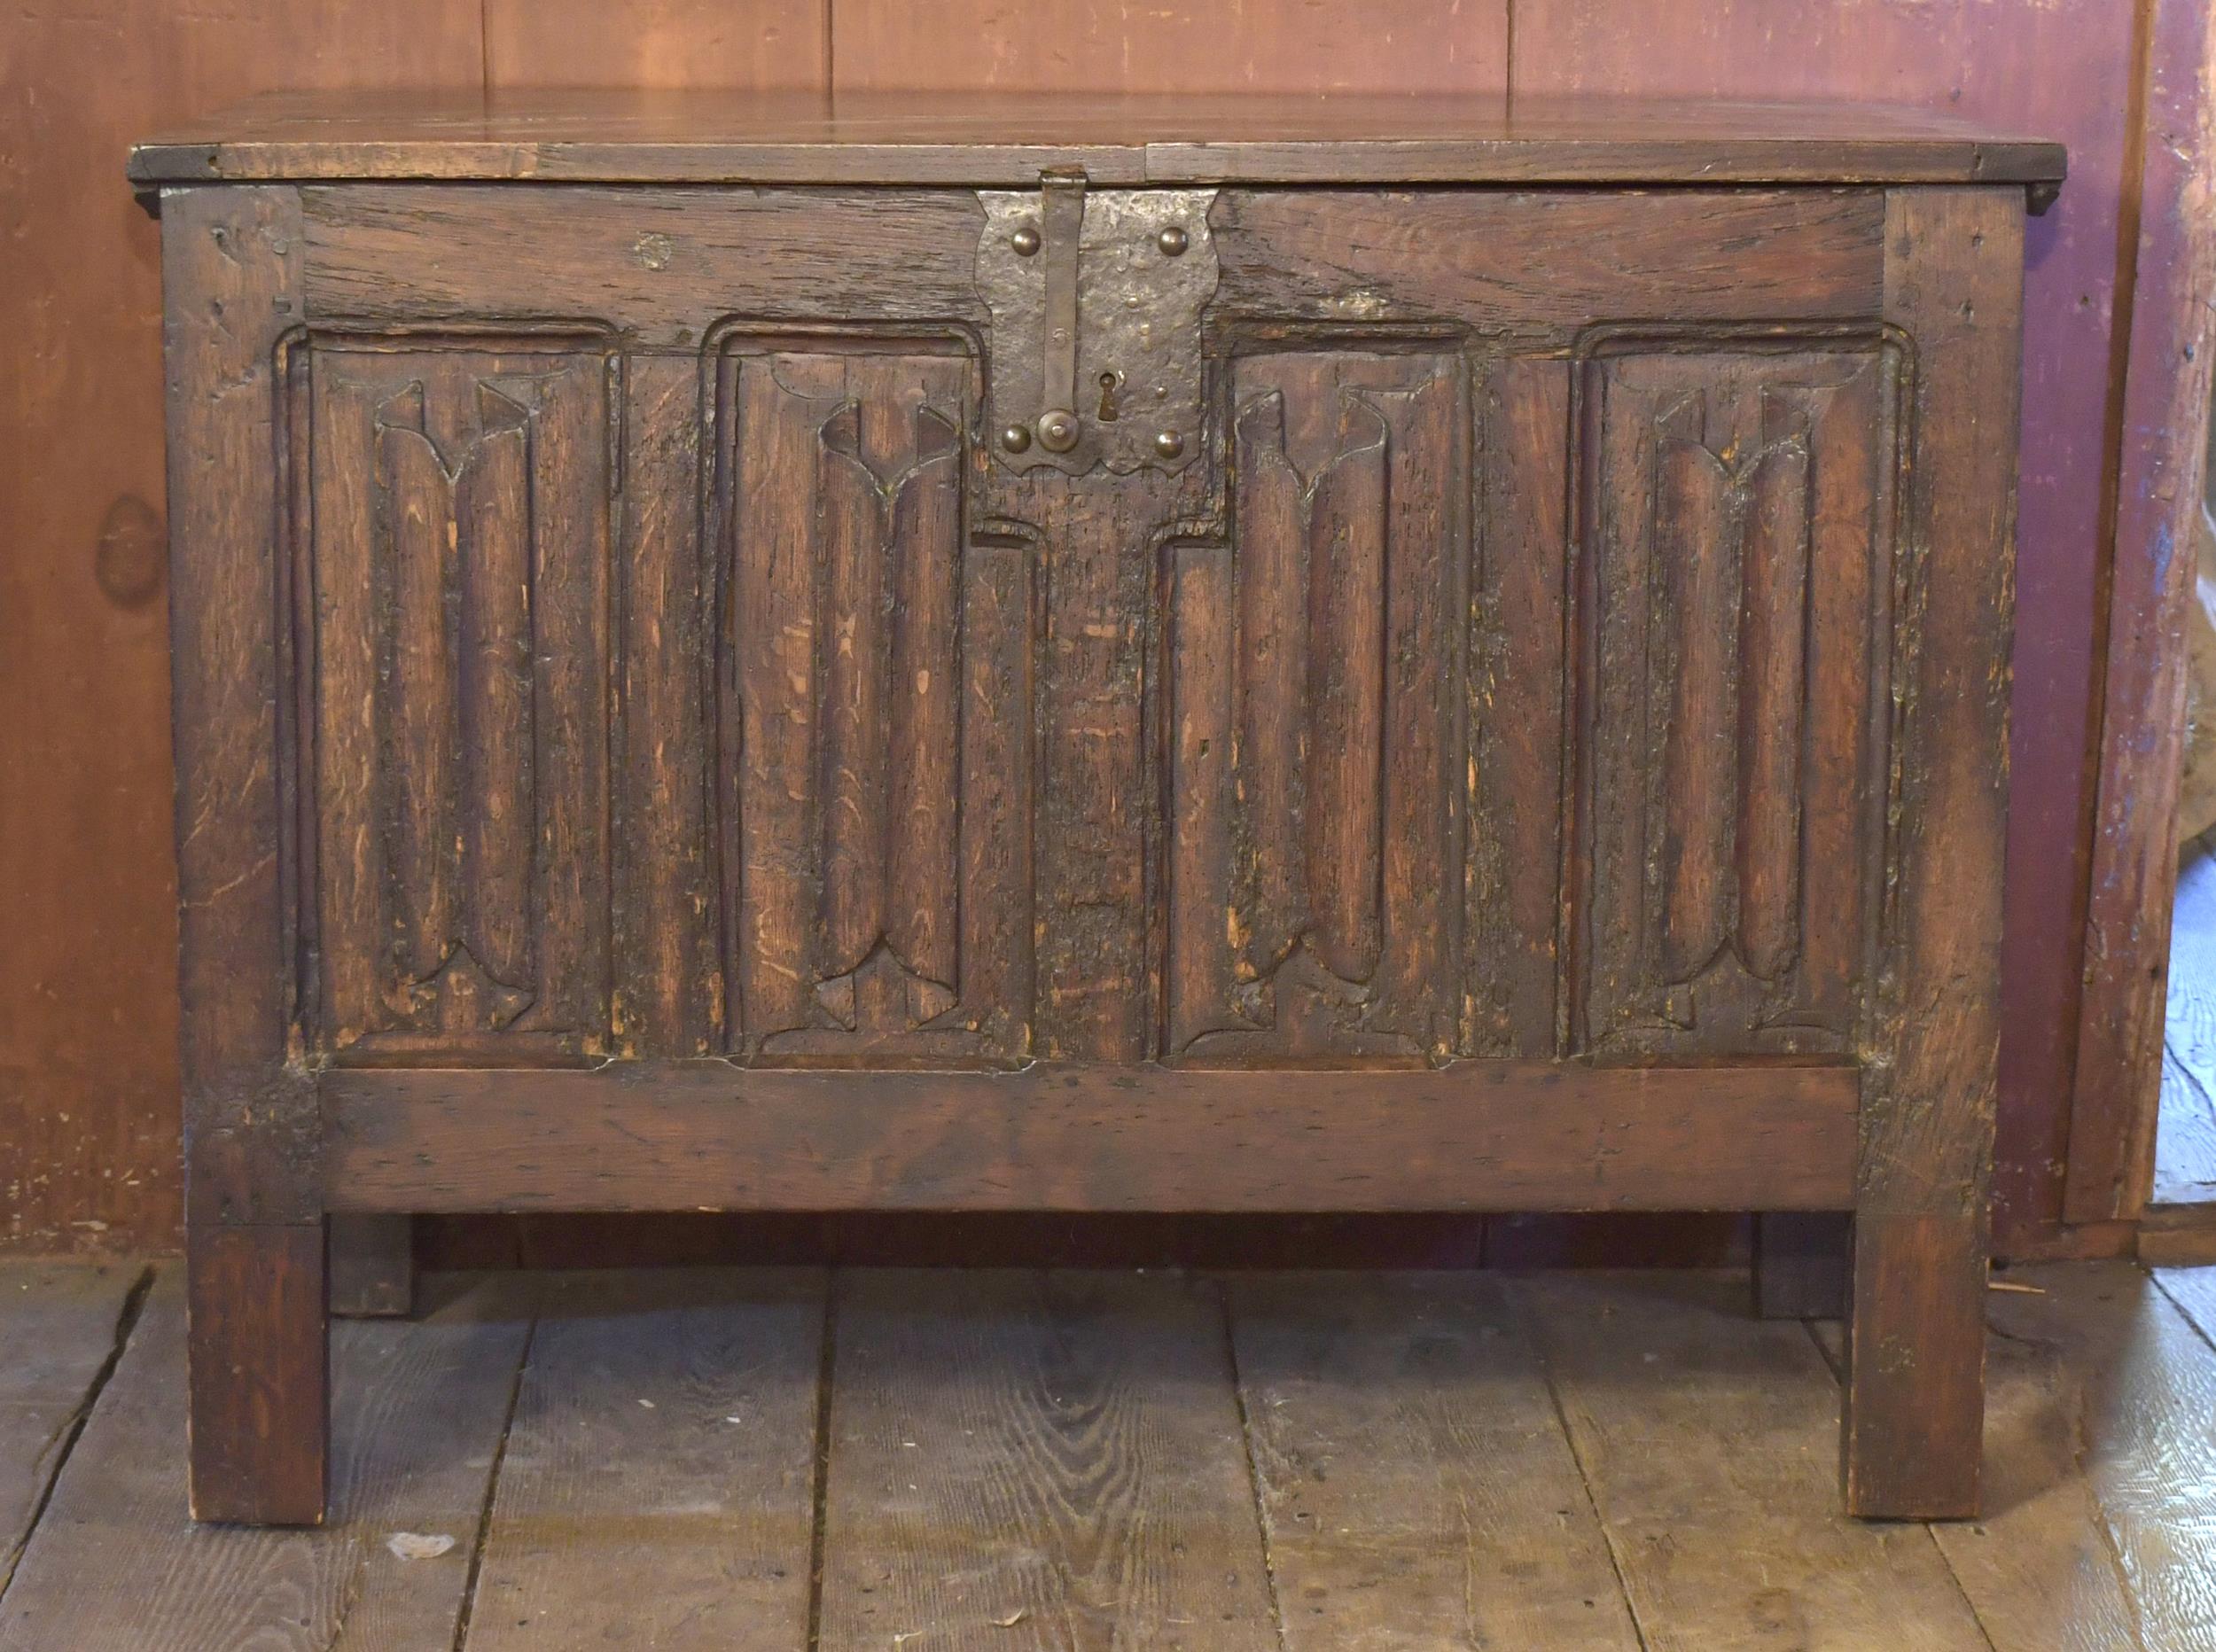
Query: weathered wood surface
[[1519, 1270, 1993, 1648], [815, 1270, 1280, 1649], [11, 1262, 2216, 1643], [0, 1263, 144, 1594], [2152, 841, 2216, 1226], [1843, 184, 2025, 1519], [463, 1269, 824, 1650], [1934, 1264, 2216, 1652], [129, 90, 2065, 185], [1229, 1272, 1642, 1649], [0, 1268, 534, 1651], [322, 1060, 1861, 1213]]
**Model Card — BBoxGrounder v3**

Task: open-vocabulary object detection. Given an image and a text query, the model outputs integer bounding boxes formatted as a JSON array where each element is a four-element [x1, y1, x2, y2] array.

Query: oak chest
[[130, 90, 2064, 1525]]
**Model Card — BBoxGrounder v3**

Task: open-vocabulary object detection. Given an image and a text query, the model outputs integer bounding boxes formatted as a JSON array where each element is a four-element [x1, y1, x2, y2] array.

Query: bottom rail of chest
[[318, 1058, 1861, 1215], [193, 1055, 1991, 1528]]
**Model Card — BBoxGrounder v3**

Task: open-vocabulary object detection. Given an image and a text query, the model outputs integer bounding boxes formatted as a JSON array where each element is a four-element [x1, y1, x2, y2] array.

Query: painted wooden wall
[[0, 0, 2165, 1258]]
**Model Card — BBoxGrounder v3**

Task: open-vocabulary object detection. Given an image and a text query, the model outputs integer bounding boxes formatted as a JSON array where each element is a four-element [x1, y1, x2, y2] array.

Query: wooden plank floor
[[3, 1262, 2216, 1648], [2155, 839, 2216, 1210]]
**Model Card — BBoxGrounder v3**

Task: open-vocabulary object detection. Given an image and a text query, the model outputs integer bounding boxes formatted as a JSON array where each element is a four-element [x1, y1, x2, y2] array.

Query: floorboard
[[1513, 1269, 1990, 1651], [0, 1260, 145, 1596], [1226, 1271, 1642, 1650], [0, 1268, 534, 1652], [815, 1269, 1280, 1650], [458, 1268, 825, 1651], [4, 1261, 2216, 1647], [1931, 1263, 2216, 1651], [2156, 843, 2216, 1207]]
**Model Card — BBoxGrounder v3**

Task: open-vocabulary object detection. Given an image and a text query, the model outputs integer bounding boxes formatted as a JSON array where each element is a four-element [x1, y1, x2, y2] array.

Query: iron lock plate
[[976, 175, 1220, 476]]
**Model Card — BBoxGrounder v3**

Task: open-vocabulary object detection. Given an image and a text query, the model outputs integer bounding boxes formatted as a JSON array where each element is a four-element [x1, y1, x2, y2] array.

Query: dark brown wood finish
[[1844, 186, 2025, 1519], [146, 92, 2045, 1523], [321, 1062, 1861, 1213], [162, 184, 328, 1525], [129, 90, 2066, 187]]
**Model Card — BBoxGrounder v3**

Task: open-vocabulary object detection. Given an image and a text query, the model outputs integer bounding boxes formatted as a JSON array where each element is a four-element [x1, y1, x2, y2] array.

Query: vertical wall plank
[[1506, 0, 2140, 1253], [830, 0, 1506, 92], [484, 0, 827, 88], [2065, 0, 2216, 1221]]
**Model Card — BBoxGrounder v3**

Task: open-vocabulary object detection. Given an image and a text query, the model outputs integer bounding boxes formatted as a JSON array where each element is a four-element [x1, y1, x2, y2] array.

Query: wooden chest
[[131, 91, 2063, 1525]]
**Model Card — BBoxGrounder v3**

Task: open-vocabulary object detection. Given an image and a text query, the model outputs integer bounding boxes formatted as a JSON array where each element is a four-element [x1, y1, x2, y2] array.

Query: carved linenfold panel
[[714, 344, 1031, 1064], [1167, 351, 1467, 1064], [1573, 341, 1896, 1056], [307, 337, 615, 1063]]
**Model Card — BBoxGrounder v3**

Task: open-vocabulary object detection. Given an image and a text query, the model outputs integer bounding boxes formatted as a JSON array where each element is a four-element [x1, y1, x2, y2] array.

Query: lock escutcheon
[[976, 173, 1219, 476]]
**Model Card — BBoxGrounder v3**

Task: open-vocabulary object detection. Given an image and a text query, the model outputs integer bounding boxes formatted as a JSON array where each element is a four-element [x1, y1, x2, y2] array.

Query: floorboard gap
[[448, 1297, 540, 1652], [0, 1262, 156, 1606], [1508, 1279, 1652, 1652], [1215, 1275, 1291, 1652], [802, 1269, 839, 1652]]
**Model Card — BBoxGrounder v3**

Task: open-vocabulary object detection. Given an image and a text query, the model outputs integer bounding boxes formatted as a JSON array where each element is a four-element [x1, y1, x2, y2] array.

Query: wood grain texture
[[162, 183, 311, 1230], [1844, 186, 2025, 1520], [0, 1268, 534, 1650], [306, 333, 615, 1067], [1228, 1271, 1641, 1649], [1572, 338, 1892, 1060], [1518, 1270, 1991, 1648], [321, 1059, 1861, 1214], [1169, 351, 1467, 1064], [2065, 0, 2216, 1224], [816, 1270, 1278, 1649], [1213, 189, 1884, 332], [185, 1224, 325, 1524], [130, 90, 2064, 185], [612, 354, 720, 1059], [1933, 1263, 2216, 1652], [0, 1262, 144, 1591], [462, 1269, 825, 1650], [712, 343, 1030, 1064]]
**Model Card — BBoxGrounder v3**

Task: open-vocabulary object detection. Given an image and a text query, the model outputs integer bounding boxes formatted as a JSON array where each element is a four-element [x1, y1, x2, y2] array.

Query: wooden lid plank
[[129, 90, 2066, 188]]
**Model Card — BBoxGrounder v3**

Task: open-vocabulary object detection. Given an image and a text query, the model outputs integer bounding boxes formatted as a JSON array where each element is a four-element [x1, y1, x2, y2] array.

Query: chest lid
[[129, 89, 2064, 194]]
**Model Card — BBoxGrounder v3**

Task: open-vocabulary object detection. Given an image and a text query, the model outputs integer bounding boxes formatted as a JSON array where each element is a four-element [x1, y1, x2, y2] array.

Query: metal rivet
[[1000, 424, 1033, 453], [1037, 409, 1081, 453], [1157, 225, 1190, 257], [1010, 224, 1042, 257], [1153, 429, 1185, 459]]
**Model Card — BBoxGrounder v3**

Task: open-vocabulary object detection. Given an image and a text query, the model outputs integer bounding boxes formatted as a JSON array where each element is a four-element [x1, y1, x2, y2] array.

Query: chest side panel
[[1570, 339, 1900, 1059], [303, 334, 615, 1064], [1167, 349, 1469, 1064], [709, 338, 1033, 1065]]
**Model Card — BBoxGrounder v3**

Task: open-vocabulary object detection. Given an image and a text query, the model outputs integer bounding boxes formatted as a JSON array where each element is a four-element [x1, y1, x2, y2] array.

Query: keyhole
[[1096, 370, 1123, 422]]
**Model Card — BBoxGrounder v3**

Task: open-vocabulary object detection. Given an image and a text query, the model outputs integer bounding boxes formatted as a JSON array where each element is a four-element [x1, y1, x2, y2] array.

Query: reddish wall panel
[[485, 0, 825, 88], [0, 0, 481, 1251], [830, 0, 1508, 92]]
